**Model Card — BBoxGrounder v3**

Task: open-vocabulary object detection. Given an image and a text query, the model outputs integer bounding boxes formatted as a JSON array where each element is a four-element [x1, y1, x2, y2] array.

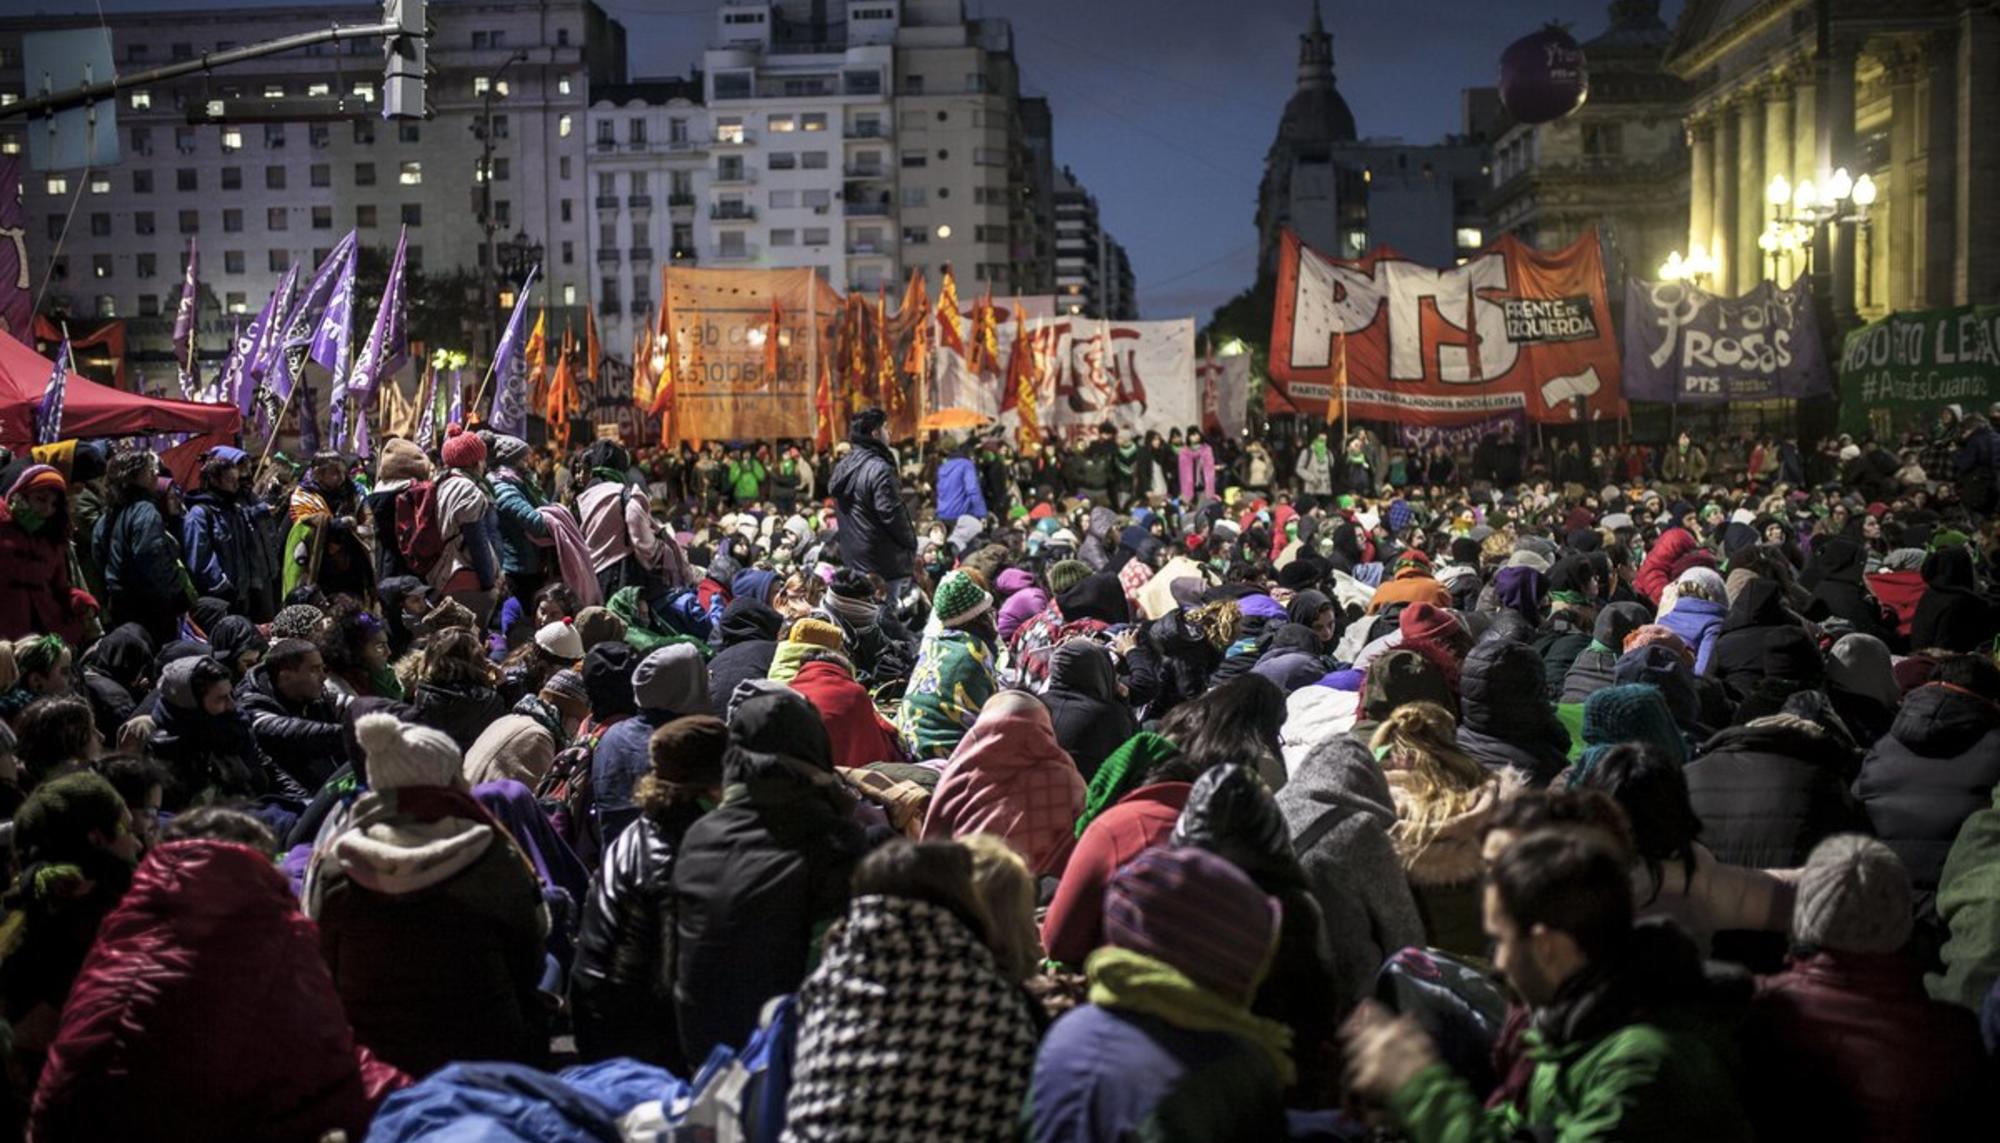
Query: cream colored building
[[1667, 0, 2000, 318]]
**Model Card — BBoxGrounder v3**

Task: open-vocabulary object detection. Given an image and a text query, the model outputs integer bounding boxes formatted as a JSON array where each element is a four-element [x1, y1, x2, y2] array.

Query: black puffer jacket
[[828, 435, 916, 580], [705, 598, 782, 717], [570, 801, 706, 1071], [1910, 547, 2000, 653], [1530, 606, 1594, 701], [412, 679, 509, 752], [672, 688, 868, 1066], [79, 622, 155, 739], [1708, 578, 1814, 701], [1802, 535, 1891, 641], [1171, 763, 1341, 1107], [1855, 682, 2000, 893], [1685, 714, 1868, 869], [1457, 639, 1571, 786], [1123, 608, 1223, 723], [236, 664, 351, 795], [1559, 602, 1651, 704], [1038, 641, 1135, 782]]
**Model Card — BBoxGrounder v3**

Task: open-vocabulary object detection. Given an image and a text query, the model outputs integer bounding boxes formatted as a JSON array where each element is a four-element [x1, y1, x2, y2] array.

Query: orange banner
[[1270, 228, 1624, 426], [657, 266, 844, 441]]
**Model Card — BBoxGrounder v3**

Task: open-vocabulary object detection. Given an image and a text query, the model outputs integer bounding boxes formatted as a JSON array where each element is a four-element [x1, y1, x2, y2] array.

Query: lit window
[[716, 118, 744, 144], [226, 293, 248, 314], [1455, 227, 1483, 250], [263, 84, 285, 98], [307, 82, 330, 97], [768, 115, 795, 133], [399, 161, 422, 186], [474, 76, 490, 95], [563, 284, 577, 305], [130, 90, 151, 109], [801, 113, 826, 132], [558, 76, 572, 95], [45, 176, 67, 195], [96, 295, 116, 318], [89, 176, 110, 194], [0, 137, 18, 155], [205, 100, 224, 117], [222, 128, 243, 151], [352, 81, 375, 101], [558, 114, 572, 138], [0, 95, 12, 108], [496, 81, 509, 97]]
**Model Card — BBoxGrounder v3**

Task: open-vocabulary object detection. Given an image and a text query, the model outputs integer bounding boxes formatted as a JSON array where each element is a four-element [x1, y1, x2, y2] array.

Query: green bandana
[[1077, 732, 1181, 837], [1086, 947, 1295, 1085], [11, 503, 46, 533]]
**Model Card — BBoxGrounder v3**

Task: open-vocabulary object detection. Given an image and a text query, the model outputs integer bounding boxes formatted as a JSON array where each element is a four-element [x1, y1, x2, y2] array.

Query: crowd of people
[[0, 396, 1995, 1139]]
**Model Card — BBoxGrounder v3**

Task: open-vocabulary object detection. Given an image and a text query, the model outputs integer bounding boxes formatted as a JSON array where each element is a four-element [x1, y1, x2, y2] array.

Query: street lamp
[[1761, 166, 1876, 284], [1658, 243, 1715, 286]]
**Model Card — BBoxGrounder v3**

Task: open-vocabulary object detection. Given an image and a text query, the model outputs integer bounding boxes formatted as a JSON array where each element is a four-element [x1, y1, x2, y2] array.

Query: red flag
[[813, 351, 834, 451], [764, 296, 783, 384], [935, 265, 964, 357], [899, 269, 930, 380]]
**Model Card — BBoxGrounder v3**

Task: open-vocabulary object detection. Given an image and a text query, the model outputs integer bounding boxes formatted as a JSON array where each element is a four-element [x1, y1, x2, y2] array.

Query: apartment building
[[585, 78, 708, 361], [1053, 164, 1135, 319]]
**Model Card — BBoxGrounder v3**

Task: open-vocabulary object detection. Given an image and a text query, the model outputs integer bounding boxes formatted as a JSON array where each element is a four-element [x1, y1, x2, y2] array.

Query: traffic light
[[382, 0, 427, 119]]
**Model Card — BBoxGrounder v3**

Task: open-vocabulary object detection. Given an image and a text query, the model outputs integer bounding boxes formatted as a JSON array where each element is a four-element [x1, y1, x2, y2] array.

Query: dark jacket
[[1747, 950, 1983, 1143], [810, 598, 916, 692], [570, 802, 706, 1071], [79, 623, 154, 740], [1038, 641, 1136, 782], [1457, 640, 1572, 786], [1685, 715, 1869, 869], [1708, 578, 1812, 701], [1856, 682, 2000, 894], [180, 488, 273, 607], [829, 435, 916, 580], [1124, 609, 1223, 723], [1802, 535, 1891, 642], [1025, 1005, 1287, 1143], [671, 690, 867, 1065], [1530, 607, 1594, 701], [237, 664, 351, 795], [411, 680, 509, 753], [489, 468, 552, 578], [1559, 602, 1651, 704], [149, 689, 269, 808], [704, 598, 782, 717], [92, 496, 182, 604], [1910, 547, 2000, 653]]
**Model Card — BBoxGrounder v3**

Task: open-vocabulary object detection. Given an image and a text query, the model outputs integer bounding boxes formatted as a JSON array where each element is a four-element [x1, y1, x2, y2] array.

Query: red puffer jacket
[[0, 507, 85, 645], [29, 840, 407, 1142]]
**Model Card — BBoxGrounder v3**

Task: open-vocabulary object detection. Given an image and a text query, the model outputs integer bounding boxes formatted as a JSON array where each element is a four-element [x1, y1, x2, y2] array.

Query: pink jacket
[[576, 481, 691, 588], [921, 693, 1085, 877]]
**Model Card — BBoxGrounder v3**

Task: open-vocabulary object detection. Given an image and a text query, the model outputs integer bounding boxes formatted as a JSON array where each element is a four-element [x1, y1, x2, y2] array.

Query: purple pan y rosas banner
[[1622, 277, 1831, 403]]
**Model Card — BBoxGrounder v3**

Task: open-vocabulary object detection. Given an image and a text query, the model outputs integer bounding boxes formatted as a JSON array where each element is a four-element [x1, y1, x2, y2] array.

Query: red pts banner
[[1270, 228, 1625, 426]]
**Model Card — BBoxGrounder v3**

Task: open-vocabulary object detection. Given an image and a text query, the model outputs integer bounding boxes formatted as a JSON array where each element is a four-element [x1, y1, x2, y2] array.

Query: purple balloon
[[1499, 25, 1589, 124]]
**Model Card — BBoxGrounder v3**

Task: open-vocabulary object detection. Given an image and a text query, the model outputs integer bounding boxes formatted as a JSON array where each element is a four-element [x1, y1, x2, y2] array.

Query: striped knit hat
[[932, 570, 992, 628], [1047, 559, 1093, 594], [1103, 846, 1279, 1003]]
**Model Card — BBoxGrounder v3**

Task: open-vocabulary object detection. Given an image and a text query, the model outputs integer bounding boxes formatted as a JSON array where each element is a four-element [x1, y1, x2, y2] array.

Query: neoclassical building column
[[1688, 115, 1714, 267], [1713, 100, 1739, 293], [1735, 90, 1766, 292], [1924, 30, 1959, 307], [1821, 33, 1861, 322], [1763, 77, 1796, 284], [1885, 40, 1924, 312]]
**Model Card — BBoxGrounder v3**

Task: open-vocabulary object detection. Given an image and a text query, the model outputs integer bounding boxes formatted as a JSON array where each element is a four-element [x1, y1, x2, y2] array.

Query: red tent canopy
[[0, 333, 241, 447]]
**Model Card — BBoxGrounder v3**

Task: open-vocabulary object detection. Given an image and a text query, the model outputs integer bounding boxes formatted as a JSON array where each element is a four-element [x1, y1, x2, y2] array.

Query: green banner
[[1839, 305, 2000, 437]]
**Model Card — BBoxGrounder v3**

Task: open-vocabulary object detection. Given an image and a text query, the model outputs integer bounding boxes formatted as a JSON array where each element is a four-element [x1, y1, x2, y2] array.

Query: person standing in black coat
[[571, 715, 727, 1072], [671, 684, 868, 1066], [1037, 641, 1136, 782], [828, 408, 917, 595]]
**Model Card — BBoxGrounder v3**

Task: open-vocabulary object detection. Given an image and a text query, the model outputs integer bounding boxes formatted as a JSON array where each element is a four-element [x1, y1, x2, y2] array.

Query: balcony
[[629, 298, 651, 315], [625, 139, 648, 152], [843, 201, 891, 217], [594, 195, 620, 210], [846, 241, 887, 256], [710, 204, 757, 221], [630, 246, 654, 262], [597, 298, 621, 315], [627, 194, 652, 210], [711, 168, 756, 187], [711, 244, 757, 262], [844, 122, 889, 140], [596, 248, 621, 264], [843, 166, 887, 180], [668, 193, 695, 210], [594, 138, 616, 153]]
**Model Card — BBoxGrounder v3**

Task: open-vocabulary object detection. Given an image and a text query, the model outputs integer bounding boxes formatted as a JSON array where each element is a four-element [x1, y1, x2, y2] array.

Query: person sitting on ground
[[237, 637, 350, 798], [897, 570, 1001, 761]]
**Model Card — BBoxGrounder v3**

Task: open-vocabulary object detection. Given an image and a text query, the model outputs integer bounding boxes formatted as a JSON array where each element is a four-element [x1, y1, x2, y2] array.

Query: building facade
[[1255, 2, 1490, 275], [585, 78, 708, 366], [1667, 0, 2000, 315], [0, 0, 621, 387], [1487, 1, 1691, 287], [1053, 165, 1135, 319]]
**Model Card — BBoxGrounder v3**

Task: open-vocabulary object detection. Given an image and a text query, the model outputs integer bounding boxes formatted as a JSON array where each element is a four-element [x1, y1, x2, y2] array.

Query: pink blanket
[[536, 504, 601, 607]]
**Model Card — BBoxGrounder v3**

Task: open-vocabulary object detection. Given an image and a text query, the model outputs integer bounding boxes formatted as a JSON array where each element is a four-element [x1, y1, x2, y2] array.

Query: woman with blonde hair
[[958, 832, 1041, 987], [1372, 701, 1519, 956]]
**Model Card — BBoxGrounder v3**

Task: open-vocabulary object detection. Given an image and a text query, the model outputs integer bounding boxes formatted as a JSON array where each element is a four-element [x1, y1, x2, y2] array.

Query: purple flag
[[310, 242, 359, 444], [353, 226, 410, 405], [244, 264, 298, 406], [212, 316, 245, 406], [448, 366, 464, 426], [414, 362, 439, 452], [172, 237, 200, 392], [488, 265, 539, 436], [271, 232, 359, 410], [34, 335, 70, 444]]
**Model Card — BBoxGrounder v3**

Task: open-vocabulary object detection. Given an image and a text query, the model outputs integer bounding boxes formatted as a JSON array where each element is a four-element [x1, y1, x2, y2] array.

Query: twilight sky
[[82, 0, 1681, 319]]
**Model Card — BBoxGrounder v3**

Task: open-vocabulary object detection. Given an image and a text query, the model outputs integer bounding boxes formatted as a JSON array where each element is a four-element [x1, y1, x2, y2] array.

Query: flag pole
[[252, 382, 302, 488]]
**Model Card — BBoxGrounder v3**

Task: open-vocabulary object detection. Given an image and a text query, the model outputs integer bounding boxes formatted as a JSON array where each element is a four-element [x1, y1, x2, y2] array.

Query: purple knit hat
[[1103, 847, 1280, 1002]]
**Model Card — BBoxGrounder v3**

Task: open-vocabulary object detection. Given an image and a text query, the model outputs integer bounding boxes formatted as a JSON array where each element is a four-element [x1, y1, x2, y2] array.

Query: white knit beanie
[[356, 712, 465, 791]]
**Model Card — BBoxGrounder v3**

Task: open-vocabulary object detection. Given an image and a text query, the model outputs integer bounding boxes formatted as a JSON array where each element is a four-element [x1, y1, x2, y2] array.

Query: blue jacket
[[181, 490, 273, 604], [94, 499, 183, 601], [1024, 1004, 1287, 1143], [490, 470, 552, 577], [1658, 597, 1727, 675], [936, 455, 988, 522], [590, 710, 674, 812]]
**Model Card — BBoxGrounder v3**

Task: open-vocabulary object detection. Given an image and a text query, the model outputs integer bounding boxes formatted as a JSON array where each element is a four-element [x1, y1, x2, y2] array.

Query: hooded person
[[375, 576, 432, 659], [1684, 700, 1868, 871], [1570, 684, 1689, 786], [1560, 601, 1652, 704], [0, 464, 92, 646], [147, 654, 268, 806], [570, 715, 728, 1071], [787, 840, 1040, 1142], [78, 621, 156, 740], [1856, 660, 2000, 907], [671, 684, 869, 1066], [1456, 639, 1572, 787], [995, 566, 1050, 644], [29, 827, 409, 1143], [1038, 640, 1139, 782], [1824, 633, 1902, 747], [1635, 526, 1708, 605], [1249, 623, 1329, 695], [1348, 646, 1457, 749], [1866, 548, 1928, 643], [896, 570, 1001, 761], [181, 445, 279, 621], [1910, 546, 2000, 653], [305, 713, 550, 1077], [703, 597, 784, 715], [1708, 577, 1812, 702], [1530, 555, 1599, 697], [921, 692, 1087, 877], [206, 615, 268, 682], [786, 624, 903, 770], [590, 643, 712, 812], [1489, 564, 1547, 628], [812, 567, 917, 691], [1658, 566, 1729, 674], [1802, 534, 1893, 642], [1171, 763, 1343, 1106], [1024, 846, 1293, 1143], [1745, 836, 1983, 1143]]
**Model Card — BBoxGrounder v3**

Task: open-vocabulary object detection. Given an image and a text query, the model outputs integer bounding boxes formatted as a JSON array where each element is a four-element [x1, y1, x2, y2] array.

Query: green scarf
[[1549, 590, 1587, 606], [11, 503, 46, 533], [1077, 731, 1181, 837], [368, 663, 406, 701], [591, 466, 630, 487], [1087, 947, 1295, 1085]]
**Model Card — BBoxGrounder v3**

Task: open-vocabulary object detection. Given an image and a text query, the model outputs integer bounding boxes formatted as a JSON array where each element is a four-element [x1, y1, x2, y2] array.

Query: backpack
[[394, 479, 446, 579]]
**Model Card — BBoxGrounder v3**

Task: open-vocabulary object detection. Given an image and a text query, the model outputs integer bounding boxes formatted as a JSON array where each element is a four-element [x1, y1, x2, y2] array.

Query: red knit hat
[[1398, 602, 1460, 647], [441, 423, 487, 470]]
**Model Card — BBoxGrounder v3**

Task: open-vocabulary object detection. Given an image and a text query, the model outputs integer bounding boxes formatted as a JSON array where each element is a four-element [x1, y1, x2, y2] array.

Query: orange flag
[[524, 307, 548, 412], [936, 264, 964, 357], [899, 269, 930, 380], [650, 291, 678, 415], [547, 324, 575, 448], [1005, 307, 1040, 451], [1327, 328, 1347, 427], [875, 284, 897, 419], [585, 307, 601, 389], [764, 296, 783, 384], [632, 326, 652, 410], [971, 287, 1002, 376], [813, 350, 834, 451]]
